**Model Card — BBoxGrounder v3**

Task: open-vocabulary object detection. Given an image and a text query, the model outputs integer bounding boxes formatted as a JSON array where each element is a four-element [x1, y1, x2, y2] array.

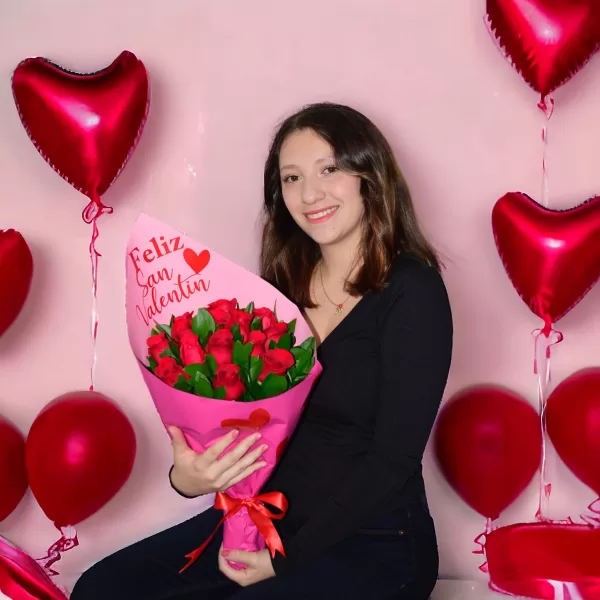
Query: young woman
[[71, 102, 453, 599]]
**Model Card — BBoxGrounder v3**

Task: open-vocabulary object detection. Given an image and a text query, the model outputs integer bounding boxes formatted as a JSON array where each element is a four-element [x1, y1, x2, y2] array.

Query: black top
[[265, 253, 453, 573]]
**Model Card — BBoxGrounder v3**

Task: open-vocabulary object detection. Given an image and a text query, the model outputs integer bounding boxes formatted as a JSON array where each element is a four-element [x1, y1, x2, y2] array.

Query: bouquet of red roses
[[146, 298, 315, 402], [126, 214, 321, 571]]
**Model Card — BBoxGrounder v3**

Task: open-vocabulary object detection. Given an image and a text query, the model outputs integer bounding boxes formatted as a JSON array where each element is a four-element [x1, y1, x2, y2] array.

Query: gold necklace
[[319, 264, 351, 316]]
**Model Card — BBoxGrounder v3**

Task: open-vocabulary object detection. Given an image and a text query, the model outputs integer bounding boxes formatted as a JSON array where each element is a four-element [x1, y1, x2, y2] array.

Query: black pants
[[70, 500, 438, 599]]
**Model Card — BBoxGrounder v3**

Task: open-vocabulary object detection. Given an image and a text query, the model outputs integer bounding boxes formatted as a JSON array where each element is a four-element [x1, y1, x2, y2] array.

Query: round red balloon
[[547, 368, 600, 497], [25, 391, 136, 528], [11, 50, 149, 208], [492, 192, 600, 329], [0, 229, 33, 338], [486, 0, 600, 101], [0, 416, 28, 522], [434, 386, 542, 520]]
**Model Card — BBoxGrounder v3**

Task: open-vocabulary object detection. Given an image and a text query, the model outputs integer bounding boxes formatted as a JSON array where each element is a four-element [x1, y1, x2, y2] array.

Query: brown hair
[[260, 102, 440, 308]]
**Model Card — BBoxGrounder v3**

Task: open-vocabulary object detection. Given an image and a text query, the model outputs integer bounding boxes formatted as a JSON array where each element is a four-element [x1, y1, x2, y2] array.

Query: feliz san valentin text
[[129, 236, 210, 326]]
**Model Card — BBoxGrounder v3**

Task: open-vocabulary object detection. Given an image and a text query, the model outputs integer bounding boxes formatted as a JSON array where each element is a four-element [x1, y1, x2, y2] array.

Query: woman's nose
[[301, 179, 325, 205]]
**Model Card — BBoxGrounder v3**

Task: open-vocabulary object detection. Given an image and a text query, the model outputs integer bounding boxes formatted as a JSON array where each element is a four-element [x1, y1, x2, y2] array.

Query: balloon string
[[538, 96, 554, 208], [472, 517, 492, 573], [35, 526, 79, 577], [533, 324, 563, 522], [82, 193, 113, 392]]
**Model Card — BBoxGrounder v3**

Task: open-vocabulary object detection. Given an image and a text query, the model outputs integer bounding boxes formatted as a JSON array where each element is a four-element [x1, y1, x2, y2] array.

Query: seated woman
[[71, 102, 453, 599]]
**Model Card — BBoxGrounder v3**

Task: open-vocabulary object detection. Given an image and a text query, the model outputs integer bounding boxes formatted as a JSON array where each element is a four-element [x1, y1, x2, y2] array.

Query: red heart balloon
[[0, 229, 33, 338], [11, 50, 149, 208], [0, 416, 28, 522], [492, 192, 600, 328], [486, 0, 600, 101], [547, 368, 600, 497], [25, 391, 136, 528], [0, 536, 67, 600], [434, 386, 541, 520]]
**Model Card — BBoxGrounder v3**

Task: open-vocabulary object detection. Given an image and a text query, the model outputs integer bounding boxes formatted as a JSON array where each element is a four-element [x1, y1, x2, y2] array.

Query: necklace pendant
[[335, 304, 344, 316]]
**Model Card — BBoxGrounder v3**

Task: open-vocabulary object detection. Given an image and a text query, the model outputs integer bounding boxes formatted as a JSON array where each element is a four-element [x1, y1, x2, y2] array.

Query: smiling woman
[[70, 103, 452, 600]]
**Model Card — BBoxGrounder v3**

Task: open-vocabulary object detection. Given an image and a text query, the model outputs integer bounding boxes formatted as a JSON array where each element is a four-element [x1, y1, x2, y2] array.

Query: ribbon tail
[[249, 507, 286, 559], [180, 515, 228, 574]]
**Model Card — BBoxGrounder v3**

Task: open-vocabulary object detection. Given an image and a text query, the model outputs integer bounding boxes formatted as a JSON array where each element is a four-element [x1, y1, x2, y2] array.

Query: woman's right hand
[[168, 427, 268, 498]]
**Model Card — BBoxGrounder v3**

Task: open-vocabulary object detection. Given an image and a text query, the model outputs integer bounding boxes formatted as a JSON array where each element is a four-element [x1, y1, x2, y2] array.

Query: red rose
[[171, 312, 193, 342], [259, 348, 295, 382], [231, 309, 253, 342], [213, 364, 246, 400], [249, 330, 266, 357], [179, 330, 206, 366], [254, 307, 276, 330], [147, 332, 170, 362], [207, 298, 237, 327], [206, 328, 234, 365], [155, 356, 185, 387], [264, 321, 288, 345]]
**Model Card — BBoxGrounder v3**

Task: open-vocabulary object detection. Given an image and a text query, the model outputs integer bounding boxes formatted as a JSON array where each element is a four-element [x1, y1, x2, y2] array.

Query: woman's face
[[279, 129, 364, 248]]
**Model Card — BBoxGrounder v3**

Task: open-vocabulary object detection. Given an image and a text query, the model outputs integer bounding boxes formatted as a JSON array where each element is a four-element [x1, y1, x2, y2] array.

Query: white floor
[[431, 580, 513, 599]]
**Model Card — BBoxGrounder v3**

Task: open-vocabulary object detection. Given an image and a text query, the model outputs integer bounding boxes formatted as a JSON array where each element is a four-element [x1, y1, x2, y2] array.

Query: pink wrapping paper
[[125, 213, 322, 561]]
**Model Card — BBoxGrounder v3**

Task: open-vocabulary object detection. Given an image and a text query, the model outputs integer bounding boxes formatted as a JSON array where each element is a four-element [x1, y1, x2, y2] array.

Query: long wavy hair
[[260, 102, 440, 308]]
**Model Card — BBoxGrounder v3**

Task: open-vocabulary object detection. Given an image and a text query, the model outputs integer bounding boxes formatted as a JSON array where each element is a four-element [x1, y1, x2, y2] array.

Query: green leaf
[[214, 386, 226, 400], [148, 356, 158, 370], [298, 336, 316, 352], [174, 374, 192, 392], [276, 333, 292, 351], [244, 301, 254, 314], [159, 347, 177, 361], [155, 323, 172, 338], [260, 374, 288, 398], [169, 314, 175, 327], [250, 317, 263, 331], [184, 363, 211, 381], [286, 364, 298, 383], [287, 319, 296, 335], [169, 341, 182, 363], [205, 354, 218, 376], [193, 372, 214, 398], [233, 340, 253, 368], [231, 323, 243, 343], [269, 339, 277, 350], [297, 350, 313, 375], [150, 328, 159, 336], [250, 356, 263, 382], [192, 308, 216, 345]]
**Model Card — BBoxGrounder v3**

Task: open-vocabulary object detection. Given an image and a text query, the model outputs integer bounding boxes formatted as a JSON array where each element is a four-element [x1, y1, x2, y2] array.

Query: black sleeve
[[272, 265, 453, 573]]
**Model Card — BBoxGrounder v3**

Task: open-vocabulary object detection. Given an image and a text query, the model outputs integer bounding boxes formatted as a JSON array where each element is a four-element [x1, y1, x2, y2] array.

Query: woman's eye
[[282, 174, 300, 183], [323, 165, 338, 174]]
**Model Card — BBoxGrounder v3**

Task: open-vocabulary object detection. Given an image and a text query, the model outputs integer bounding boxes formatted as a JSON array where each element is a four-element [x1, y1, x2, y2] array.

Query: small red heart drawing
[[276, 437, 288, 461], [221, 408, 271, 430], [183, 248, 210, 274]]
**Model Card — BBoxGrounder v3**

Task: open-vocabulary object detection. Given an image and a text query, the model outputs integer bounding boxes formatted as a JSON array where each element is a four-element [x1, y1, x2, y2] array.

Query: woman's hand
[[218, 546, 275, 587], [168, 427, 268, 498]]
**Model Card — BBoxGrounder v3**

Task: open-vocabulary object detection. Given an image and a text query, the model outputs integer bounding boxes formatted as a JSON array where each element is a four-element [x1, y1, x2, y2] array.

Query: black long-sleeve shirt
[[265, 253, 453, 573]]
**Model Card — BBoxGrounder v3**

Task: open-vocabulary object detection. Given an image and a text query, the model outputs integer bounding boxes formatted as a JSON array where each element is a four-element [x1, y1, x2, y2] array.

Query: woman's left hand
[[218, 546, 275, 587]]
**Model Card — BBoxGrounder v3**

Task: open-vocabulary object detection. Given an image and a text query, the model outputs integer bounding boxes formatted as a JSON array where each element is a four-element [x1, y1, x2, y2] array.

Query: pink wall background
[[1, 0, 600, 592]]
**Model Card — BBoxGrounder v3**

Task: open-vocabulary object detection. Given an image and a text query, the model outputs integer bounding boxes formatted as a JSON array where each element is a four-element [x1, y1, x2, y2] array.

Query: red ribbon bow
[[180, 491, 288, 573]]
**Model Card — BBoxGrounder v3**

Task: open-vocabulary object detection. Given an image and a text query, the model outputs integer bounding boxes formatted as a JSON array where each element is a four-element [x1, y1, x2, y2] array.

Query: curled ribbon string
[[533, 322, 563, 522], [180, 491, 288, 573], [81, 193, 113, 392], [35, 526, 79, 577], [472, 517, 492, 573], [580, 497, 600, 527], [538, 95, 554, 208]]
